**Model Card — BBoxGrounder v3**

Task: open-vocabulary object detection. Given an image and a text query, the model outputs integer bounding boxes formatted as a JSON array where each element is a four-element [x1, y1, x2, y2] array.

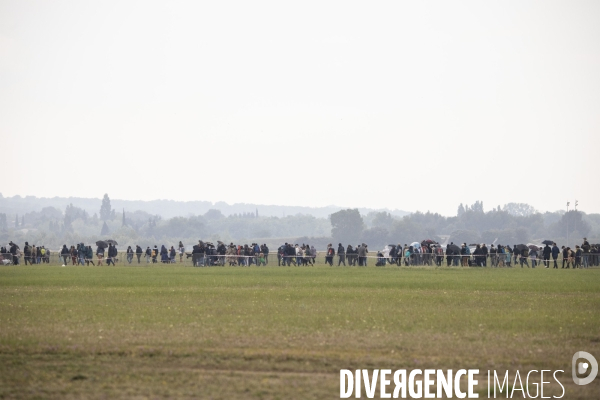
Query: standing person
[[357, 244, 367, 266], [160, 245, 169, 263], [496, 245, 505, 267], [296, 245, 304, 266], [337, 243, 346, 266], [77, 243, 86, 265], [513, 245, 519, 267], [126, 246, 134, 264], [574, 245, 582, 268], [35, 246, 42, 264], [520, 247, 529, 268], [542, 244, 551, 268], [61, 244, 69, 266], [551, 243, 560, 269], [136, 245, 143, 263], [285, 243, 295, 266], [489, 244, 497, 267], [310, 245, 317, 265], [170, 246, 176, 263], [86, 246, 95, 266], [23, 242, 32, 265], [263, 244, 269, 265], [505, 245, 512, 267], [152, 245, 158, 263], [8, 242, 18, 265], [178, 241, 185, 263], [277, 244, 285, 266], [529, 247, 538, 268], [325, 244, 334, 266], [145, 246, 152, 263], [435, 246, 444, 266], [70, 245, 78, 265], [106, 244, 115, 266], [472, 244, 483, 267], [346, 245, 354, 266], [561, 246, 569, 268], [481, 244, 488, 267], [581, 238, 590, 268]]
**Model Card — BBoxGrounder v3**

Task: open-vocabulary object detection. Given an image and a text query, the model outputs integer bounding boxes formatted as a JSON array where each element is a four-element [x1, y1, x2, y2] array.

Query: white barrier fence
[[1, 251, 598, 268]]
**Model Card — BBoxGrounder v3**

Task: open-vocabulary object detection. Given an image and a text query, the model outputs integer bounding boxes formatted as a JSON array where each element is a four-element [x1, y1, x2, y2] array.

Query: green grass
[[0, 264, 599, 399]]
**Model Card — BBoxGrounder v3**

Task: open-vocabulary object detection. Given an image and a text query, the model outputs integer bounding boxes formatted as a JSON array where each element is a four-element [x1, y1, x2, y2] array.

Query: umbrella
[[446, 244, 461, 254], [96, 240, 108, 248], [469, 243, 479, 247], [106, 239, 118, 245], [410, 241, 421, 248], [515, 244, 528, 252], [422, 239, 437, 245], [541, 240, 553, 245], [528, 245, 539, 251]]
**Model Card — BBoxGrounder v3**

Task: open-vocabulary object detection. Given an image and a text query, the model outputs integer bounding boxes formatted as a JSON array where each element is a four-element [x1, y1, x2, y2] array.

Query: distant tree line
[[0, 195, 598, 250]]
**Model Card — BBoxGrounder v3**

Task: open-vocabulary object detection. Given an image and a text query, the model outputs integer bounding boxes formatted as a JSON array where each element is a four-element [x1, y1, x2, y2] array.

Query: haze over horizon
[[1, 1, 599, 216], [0, 192, 584, 218]]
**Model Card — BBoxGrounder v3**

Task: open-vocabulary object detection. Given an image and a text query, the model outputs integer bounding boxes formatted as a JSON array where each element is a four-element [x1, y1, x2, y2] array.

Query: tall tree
[[100, 221, 110, 235], [100, 194, 112, 221], [330, 209, 365, 245], [122, 208, 127, 226], [502, 203, 537, 217]]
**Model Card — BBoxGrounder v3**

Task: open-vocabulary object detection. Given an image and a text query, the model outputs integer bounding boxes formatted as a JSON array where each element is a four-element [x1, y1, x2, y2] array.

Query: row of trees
[[1, 196, 598, 250], [330, 202, 598, 249]]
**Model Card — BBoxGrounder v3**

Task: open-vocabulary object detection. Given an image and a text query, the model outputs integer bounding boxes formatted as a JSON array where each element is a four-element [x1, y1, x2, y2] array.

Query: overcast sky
[[1, 1, 599, 216]]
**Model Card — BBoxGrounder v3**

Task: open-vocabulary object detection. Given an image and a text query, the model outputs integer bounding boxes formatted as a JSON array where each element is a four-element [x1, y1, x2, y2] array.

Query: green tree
[[371, 212, 394, 230], [101, 221, 110, 235], [330, 209, 364, 245], [502, 203, 537, 216], [100, 194, 112, 221]]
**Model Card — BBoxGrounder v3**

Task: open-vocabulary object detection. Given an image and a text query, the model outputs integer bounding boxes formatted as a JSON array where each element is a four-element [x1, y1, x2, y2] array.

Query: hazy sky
[[1, 1, 599, 216]]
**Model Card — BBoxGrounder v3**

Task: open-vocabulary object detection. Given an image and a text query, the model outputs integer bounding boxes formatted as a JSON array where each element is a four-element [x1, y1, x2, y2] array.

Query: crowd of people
[[1, 238, 598, 269], [381, 238, 599, 269]]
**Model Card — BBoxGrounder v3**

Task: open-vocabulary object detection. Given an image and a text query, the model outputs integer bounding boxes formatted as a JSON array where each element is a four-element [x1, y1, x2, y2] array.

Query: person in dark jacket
[[106, 244, 116, 266], [86, 245, 95, 266], [473, 244, 483, 267], [481, 244, 488, 267], [337, 243, 346, 266], [160, 245, 169, 263], [551, 243, 560, 269], [542, 244, 551, 268], [9, 242, 18, 265], [135, 245, 143, 263], [562, 246, 569, 268], [325, 244, 334, 266], [60, 244, 69, 266], [574, 245, 582, 268], [520, 247, 529, 268], [581, 238, 590, 268], [126, 246, 134, 264]]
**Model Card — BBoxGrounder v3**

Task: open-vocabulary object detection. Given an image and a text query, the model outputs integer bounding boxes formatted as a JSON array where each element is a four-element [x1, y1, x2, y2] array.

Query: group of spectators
[[380, 239, 599, 269], [1, 241, 51, 265], [1, 238, 599, 269], [190, 241, 271, 267]]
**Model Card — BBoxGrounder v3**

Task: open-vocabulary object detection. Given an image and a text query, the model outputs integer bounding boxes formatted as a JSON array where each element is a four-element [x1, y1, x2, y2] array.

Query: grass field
[[0, 263, 599, 399]]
